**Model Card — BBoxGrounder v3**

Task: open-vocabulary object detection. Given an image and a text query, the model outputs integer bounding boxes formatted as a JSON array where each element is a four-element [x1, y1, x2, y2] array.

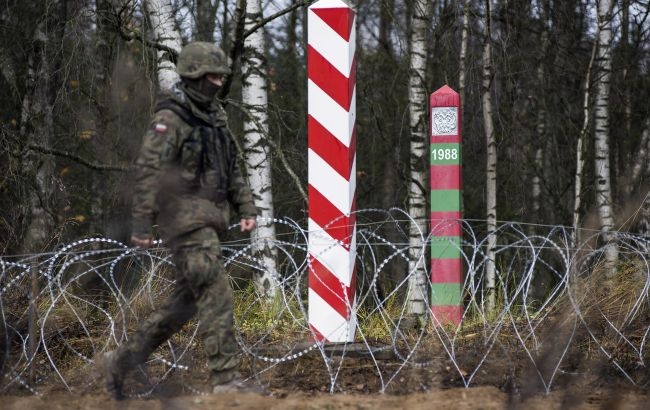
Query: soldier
[[97, 42, 259, 399]]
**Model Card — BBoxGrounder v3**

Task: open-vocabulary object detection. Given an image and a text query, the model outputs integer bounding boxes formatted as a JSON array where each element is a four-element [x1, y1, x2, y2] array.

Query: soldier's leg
[[200, 253, 239, 384], [100, 270, 196, 399], [177, 228, 240, 384], [113, 266, 198, 374]]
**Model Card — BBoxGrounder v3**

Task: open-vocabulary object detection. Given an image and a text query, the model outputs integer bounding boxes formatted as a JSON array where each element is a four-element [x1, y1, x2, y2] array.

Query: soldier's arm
[[131, 111, 179, 240]]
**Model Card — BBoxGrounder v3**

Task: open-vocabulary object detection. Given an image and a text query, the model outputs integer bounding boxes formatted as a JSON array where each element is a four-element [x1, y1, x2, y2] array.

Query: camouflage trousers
[[113, 227, 239, 384]]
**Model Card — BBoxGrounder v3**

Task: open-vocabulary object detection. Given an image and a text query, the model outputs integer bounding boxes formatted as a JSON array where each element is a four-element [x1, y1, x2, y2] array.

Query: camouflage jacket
[[131, 83, 257, 241]]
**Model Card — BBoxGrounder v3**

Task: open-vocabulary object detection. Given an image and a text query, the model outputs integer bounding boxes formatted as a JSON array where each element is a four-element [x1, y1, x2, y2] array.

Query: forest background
[[1, 0, 649, 287]]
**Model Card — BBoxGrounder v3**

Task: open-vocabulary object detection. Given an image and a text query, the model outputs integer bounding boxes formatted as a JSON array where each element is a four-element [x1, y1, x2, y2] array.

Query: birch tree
[[628, 119, 650, 194], [143, 0, 182, 90], [482, 0, 497, 311], [594, 0, 618, 275], [572, 39, 598, 247], [406, 0, 431, 316], [241, 0, 278, 299], [531, 1, 550, 222]]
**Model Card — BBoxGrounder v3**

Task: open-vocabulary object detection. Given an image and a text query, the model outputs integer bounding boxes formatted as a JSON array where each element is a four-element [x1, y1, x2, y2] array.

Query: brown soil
[[2, 346, 648, 410], [3, 284, 650, 410], [2, 385, 648, 410]]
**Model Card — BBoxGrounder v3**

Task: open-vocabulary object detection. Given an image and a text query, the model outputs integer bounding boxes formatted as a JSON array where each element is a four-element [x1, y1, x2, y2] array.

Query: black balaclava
[[180, 76, 220, 111]]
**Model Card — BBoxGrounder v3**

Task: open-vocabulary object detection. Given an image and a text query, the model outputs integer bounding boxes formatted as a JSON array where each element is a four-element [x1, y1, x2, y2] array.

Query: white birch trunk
[[406, 0, 431, 316], [594, 0, 618, 276], [572, 129, 586, 247], [242, 0, 278, 299], [572, 40, 598, 248], [628, 118, 650, 194], [482, 1, 497, 312], [531, 4, 549, 220], [143, 0, 182, 90], [635, 123, 650, 245]]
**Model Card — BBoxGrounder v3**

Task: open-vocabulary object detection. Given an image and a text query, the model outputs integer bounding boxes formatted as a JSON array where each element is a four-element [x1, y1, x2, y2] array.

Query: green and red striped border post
[[429, 85, 463, 326]]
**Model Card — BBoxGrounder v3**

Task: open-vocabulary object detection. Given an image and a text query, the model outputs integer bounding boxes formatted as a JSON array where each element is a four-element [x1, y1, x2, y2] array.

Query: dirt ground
[[3, 354, 648, 410], [3, 322, 649, 409], [3, 385, 649, 410]]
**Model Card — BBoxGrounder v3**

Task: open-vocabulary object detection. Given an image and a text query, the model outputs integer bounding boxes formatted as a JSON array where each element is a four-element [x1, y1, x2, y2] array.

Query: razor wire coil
[[1, 210, 649, 396]]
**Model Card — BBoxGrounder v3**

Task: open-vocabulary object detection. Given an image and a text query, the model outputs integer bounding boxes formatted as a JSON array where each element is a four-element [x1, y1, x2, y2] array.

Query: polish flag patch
[[154, 123, 168, 133]]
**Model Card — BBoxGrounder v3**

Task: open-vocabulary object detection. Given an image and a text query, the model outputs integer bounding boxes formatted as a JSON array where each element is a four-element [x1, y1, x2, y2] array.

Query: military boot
[[96, 351, 125, 400]]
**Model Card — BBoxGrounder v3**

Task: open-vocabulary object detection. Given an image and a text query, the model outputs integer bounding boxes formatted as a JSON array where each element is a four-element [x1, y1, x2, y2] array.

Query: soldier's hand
[[131, 234, 154, 248], [240, 218, 257, 232]]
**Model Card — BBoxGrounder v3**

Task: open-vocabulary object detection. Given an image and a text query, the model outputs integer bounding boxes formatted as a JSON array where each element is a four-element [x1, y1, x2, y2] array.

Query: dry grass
[[2, 253, 650, 394]]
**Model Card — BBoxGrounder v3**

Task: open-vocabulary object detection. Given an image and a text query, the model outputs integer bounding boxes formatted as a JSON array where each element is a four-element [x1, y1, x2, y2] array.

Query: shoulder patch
[[154, 123, 168, 133]]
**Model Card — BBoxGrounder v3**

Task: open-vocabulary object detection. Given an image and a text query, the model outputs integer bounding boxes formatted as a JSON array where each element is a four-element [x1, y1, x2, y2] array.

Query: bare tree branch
[[26, 144, 132, 172], [101, 1, 181, 64], [242, 0, 317, 39]]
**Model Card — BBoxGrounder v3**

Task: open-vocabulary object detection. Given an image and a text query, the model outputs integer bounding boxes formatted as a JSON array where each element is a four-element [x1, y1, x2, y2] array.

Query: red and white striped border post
[[307, 0, 357, 343]]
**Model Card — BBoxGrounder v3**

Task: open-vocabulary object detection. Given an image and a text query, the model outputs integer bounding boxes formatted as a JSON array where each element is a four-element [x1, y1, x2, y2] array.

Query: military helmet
[[176, 42, 231, 79]]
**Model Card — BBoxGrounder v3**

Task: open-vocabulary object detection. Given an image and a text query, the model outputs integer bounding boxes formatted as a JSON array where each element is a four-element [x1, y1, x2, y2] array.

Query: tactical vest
[[155, 98, 235, 203]]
